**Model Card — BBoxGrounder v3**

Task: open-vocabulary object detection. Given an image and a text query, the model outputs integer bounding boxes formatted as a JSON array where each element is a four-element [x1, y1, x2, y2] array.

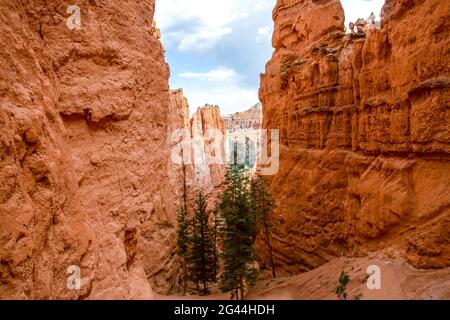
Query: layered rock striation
[[259, 0, 450, 274]]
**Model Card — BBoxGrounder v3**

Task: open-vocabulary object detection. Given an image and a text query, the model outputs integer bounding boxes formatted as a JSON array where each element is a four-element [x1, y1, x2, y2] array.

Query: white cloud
[[178, 68, 257, 114], [254, 0, 273, 12], [256, 26, 272, 44], [179, 68, 237, 81], [178, 28, 232, 51], [156, 0, 244, 30], [155, 0, 249, 52], [156, 0, 276, 114], [184, 86, 259, 115]]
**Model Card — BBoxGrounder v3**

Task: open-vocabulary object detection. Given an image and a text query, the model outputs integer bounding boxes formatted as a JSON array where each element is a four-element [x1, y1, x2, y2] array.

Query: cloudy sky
[[155, 0, 385, 115]]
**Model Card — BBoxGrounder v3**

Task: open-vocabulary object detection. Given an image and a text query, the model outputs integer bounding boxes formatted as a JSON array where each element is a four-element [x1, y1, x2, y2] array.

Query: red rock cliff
[[0, 0, 183, 298], [259, 0, 449, 274], [189, 105, 226, 206]]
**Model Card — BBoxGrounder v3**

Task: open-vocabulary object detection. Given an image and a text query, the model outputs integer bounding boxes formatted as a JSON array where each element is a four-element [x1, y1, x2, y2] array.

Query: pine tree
[[190, 192, 215, 295], [176, 206, 190, 294], [212, 208, 221, 282], [251, 175, 277, 278], [218, 163, 257, 300]]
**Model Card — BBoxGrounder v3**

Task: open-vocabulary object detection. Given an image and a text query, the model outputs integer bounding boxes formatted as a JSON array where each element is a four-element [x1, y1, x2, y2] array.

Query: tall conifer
[[251, 175, 277, 278], [218, 163, 257, 300], [190, 192, 215, 295]]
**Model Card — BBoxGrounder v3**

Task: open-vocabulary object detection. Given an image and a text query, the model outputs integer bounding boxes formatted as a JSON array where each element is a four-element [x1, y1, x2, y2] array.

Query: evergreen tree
[[176, 206, 190, 294], [190, 192, 215, 295], [250, 175, 277, 278], [212, 208, 221, 282], [218, 163, 257, 300]]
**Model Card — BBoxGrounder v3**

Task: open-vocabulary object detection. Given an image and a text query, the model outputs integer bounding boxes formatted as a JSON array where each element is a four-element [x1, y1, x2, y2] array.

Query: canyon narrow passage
[[0, 0, 448, 301]]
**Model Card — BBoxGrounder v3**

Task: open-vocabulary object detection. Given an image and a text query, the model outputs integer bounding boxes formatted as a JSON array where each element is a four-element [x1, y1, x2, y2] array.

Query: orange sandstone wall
[[259, 0, 449, 274], [0, 0, 183, 298], [189, 105, 227, 209]]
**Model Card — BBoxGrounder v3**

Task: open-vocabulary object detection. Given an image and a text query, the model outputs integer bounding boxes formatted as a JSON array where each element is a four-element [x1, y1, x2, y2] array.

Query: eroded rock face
[[0, 0, 182, 298], [139, 89, 190, 295], [225, 103, 263, 132], [259, 0, 450, 274], [187, 104, 227, 210]]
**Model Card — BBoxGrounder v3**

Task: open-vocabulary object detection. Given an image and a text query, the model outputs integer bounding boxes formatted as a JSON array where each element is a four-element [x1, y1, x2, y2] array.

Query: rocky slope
[[0, 0, 184, 298], [259, 0, 449, 275], [248, 253, 450, 300]]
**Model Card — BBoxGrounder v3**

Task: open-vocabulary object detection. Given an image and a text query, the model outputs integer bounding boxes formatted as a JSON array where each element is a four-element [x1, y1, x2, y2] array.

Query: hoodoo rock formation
[[0, 0, 183, 298], [259, 0, 450, 274], [225, 103, 263, 132], [189, 104, 227, 206]]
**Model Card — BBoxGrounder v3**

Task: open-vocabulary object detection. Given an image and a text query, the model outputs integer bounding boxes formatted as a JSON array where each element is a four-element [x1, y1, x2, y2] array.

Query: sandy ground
[[156, 253, 450, 300]]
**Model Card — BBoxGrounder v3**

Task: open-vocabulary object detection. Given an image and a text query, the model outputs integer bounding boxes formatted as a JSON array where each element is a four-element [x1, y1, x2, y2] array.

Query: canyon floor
[[155, 253, 450, 300]]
